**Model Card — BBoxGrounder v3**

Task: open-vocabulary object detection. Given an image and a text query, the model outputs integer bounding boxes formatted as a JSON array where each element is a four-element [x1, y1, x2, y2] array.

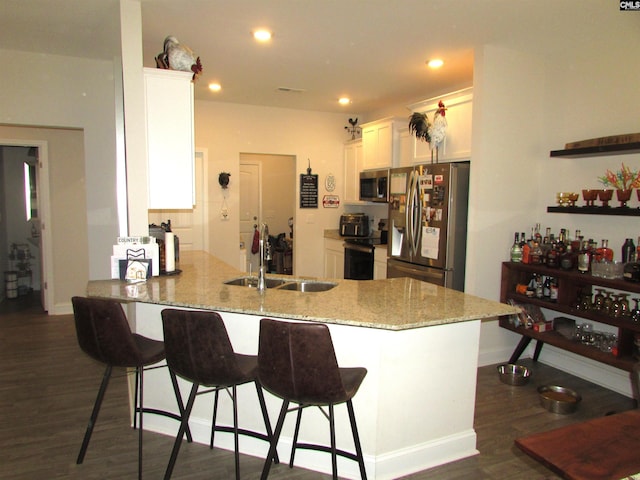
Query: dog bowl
[[538, 385, 581, 414], [497, 363, 531, 386]]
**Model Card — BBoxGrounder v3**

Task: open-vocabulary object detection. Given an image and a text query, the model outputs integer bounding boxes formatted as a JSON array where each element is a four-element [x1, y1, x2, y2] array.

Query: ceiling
[[0, 0, 634, 114]]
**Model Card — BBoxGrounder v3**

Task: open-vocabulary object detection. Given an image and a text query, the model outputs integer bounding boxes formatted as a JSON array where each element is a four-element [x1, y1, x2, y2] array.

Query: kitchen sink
[[223, 276, 288, 288], [275, 281, 337, 292], [223, 276, 337, 292]]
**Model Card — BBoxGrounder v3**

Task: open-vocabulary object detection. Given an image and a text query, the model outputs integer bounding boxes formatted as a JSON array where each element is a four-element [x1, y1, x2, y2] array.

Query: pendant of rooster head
[[155, 35, 203, 81], [408, 112, 431, 143]]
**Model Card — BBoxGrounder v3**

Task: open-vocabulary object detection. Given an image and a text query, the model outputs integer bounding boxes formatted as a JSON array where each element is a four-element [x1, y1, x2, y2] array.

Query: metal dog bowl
[[497, 363, 531, 386], [538, 385, 581, 414]]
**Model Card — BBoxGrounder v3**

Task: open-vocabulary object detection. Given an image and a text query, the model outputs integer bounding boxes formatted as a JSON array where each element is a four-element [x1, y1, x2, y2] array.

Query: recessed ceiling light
[[338, 97, 351, 105], [253, 29, 272, 42], [208, 83, 222, 92], [427, 59, 444, 69]]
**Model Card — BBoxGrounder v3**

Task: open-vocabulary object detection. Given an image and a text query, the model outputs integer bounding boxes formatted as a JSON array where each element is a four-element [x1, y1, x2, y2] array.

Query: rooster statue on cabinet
[[430, 101, 447, 151], [155, 35, 203, 81]]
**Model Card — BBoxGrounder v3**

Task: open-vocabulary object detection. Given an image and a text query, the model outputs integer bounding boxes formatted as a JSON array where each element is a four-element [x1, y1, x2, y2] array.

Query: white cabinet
[[361, 117, 404, 170], [344, 139, 362, 203], [144, 68, 195, 209], [408, 88, 472, 163], [373, 246, 387, 279], [398, 127, 413, 167], [324, 238, 344, 279]]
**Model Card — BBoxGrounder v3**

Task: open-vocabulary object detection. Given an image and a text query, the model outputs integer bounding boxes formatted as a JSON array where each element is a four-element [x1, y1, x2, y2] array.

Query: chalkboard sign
[[300, 174, 318, 208]]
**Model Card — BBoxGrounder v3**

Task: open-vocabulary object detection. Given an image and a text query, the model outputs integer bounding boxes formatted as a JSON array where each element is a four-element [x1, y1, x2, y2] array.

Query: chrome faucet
[[257, 223, 270, 292]]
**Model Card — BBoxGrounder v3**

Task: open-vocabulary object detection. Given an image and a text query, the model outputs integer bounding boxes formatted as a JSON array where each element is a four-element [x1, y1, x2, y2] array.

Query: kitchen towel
[[251, 228, 260, 254], [165, 232, 175, 272]]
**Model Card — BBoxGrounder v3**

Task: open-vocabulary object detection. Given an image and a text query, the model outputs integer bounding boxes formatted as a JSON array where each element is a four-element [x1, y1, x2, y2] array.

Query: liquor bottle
[[534, 223, 542, 245], [542, 276, 551, 298], [595, 239, 614, 263], [556, 229, 567, 255], [510, 232, 522, 262], [571, 229, 582, 253], [577, 240, 591, 273], [545, 236, 559, 268], [549, 277, 558, 302], [622, 238, 636, 263], [530, 240, 543, 265], [559, 244, 576, 270]]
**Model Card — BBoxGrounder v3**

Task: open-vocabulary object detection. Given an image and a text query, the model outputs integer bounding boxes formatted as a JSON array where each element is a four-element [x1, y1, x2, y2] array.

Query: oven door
[[344, 242, 374, 280]]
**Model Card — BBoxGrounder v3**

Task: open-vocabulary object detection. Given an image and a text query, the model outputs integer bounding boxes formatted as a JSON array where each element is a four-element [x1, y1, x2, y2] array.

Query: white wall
[[194, 101, 354, 277], [0, 48, 119, 285]]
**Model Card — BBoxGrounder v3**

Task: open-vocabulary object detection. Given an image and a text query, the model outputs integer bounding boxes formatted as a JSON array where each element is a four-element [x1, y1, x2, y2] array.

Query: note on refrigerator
[[391, 226, 404, 256], [421, 226, 440, 259]]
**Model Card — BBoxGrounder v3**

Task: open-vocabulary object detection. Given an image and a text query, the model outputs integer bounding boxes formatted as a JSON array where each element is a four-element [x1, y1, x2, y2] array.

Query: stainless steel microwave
[[359, 169, 389, 203]]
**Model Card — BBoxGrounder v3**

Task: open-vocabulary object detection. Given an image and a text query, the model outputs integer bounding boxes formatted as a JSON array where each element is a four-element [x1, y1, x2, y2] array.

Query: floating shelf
[[547, 206, 640, 216], [550, 142, 640, 158]]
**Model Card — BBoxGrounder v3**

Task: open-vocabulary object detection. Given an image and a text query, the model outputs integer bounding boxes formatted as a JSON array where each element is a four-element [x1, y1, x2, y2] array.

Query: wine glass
[[631, 298, 640, 323], [593, 288, 605, 311], [602, 290, 614, 315]]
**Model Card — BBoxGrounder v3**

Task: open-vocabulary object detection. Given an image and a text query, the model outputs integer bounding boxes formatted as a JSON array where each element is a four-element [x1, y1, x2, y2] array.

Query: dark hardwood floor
[[0, 293, 636, 479]]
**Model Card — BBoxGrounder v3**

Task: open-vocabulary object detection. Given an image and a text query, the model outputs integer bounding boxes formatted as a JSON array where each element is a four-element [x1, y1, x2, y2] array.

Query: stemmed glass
[[598, 189, 613, 207], [631, 298, 640, 323], [592, 288, 605, 311]]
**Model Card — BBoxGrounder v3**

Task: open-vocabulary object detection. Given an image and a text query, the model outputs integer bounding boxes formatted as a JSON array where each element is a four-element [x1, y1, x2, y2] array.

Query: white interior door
[[239, 162, 260, 273]]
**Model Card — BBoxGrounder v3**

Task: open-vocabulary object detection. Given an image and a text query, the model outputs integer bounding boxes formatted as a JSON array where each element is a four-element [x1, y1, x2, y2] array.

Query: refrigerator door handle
[[409, 170, 421, 256], [405, 170, 413, 256]]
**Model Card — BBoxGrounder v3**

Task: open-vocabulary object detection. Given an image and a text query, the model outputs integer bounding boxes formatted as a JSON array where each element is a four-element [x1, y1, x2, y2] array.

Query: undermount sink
[[223, 276, 337, 292], [275, 281, 337, 292], [223, 276, 287, 288]]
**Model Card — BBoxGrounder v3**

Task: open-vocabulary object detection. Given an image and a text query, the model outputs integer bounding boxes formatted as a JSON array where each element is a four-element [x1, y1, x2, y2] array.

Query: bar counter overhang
[[87, 251, 518, 480]]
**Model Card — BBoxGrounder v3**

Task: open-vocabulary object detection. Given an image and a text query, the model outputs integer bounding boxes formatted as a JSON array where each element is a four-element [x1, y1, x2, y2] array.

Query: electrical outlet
[[220, 208, 229, 220]]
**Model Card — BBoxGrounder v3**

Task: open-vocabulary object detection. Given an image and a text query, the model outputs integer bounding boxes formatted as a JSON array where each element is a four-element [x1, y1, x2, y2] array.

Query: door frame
[[0, 139, 53, 312]]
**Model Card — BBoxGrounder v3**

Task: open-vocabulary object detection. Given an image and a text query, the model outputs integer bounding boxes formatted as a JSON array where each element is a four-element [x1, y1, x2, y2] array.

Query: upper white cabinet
[[361, 117, 404, 170], [144, 68, 195, 209], [343, 139, 362, 203], [408, 87, 472, 163]]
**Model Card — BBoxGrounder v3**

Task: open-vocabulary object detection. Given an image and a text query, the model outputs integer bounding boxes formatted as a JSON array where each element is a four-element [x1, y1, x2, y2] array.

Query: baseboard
[[144, 416, 478, 480]]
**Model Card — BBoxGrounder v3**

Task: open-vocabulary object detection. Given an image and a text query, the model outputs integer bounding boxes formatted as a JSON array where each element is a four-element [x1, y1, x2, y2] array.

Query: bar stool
[[71, 296, 190, 480], [257, 318, 368, 480], [161, 308, 278, 480]]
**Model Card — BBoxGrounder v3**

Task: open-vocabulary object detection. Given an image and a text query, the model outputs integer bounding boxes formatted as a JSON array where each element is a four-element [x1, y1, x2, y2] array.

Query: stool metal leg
[[232, 385, 240, 480], [255, 383, 279, 464], [289, 406, 303, 467], [137, 367, 144, 480], [168, 368, 193, 443], [210, 388, 220, 449], [261, 399, 289, 480], [347, 400, 367, 480], [76, 364, 112, 464], [329, 404, 338, 480], [164, 383, 199, 480]]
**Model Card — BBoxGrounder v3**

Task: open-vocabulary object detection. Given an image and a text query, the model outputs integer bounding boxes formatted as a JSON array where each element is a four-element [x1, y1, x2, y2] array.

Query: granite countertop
[[87, 251, 518, 330]]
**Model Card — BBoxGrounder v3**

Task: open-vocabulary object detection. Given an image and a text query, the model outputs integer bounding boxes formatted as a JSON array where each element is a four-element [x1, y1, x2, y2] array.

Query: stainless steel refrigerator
[[386, 161, 470, 291]]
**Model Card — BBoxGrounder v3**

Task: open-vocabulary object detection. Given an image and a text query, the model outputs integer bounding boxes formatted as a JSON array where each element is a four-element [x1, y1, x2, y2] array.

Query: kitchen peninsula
[[86, 251, 518, 480]]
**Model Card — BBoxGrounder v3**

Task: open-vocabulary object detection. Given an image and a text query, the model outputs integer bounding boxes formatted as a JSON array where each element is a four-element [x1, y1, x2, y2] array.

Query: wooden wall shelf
[[550, 142, 640, 158], [547, 206, 640, 216]]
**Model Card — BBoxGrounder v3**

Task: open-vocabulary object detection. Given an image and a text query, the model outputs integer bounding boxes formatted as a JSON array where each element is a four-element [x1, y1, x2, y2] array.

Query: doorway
[[0, 142, 51, 311], [239, 153, 295, 274]]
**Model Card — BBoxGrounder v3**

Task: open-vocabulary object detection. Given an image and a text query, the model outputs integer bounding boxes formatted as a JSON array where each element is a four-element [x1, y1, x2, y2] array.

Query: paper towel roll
[[165, 232, 175, 272]]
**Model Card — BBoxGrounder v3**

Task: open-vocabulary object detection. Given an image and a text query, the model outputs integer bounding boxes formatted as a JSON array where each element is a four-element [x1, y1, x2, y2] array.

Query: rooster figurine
[[429, 101, 447, 151], [155, 35, 203, 81]]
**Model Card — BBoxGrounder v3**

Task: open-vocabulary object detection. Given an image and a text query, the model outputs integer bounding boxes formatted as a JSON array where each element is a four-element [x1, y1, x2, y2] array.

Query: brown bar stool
[[161, 309, 278, 480], [257, 318, 368, 480], [71, 296, 190, 480]]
